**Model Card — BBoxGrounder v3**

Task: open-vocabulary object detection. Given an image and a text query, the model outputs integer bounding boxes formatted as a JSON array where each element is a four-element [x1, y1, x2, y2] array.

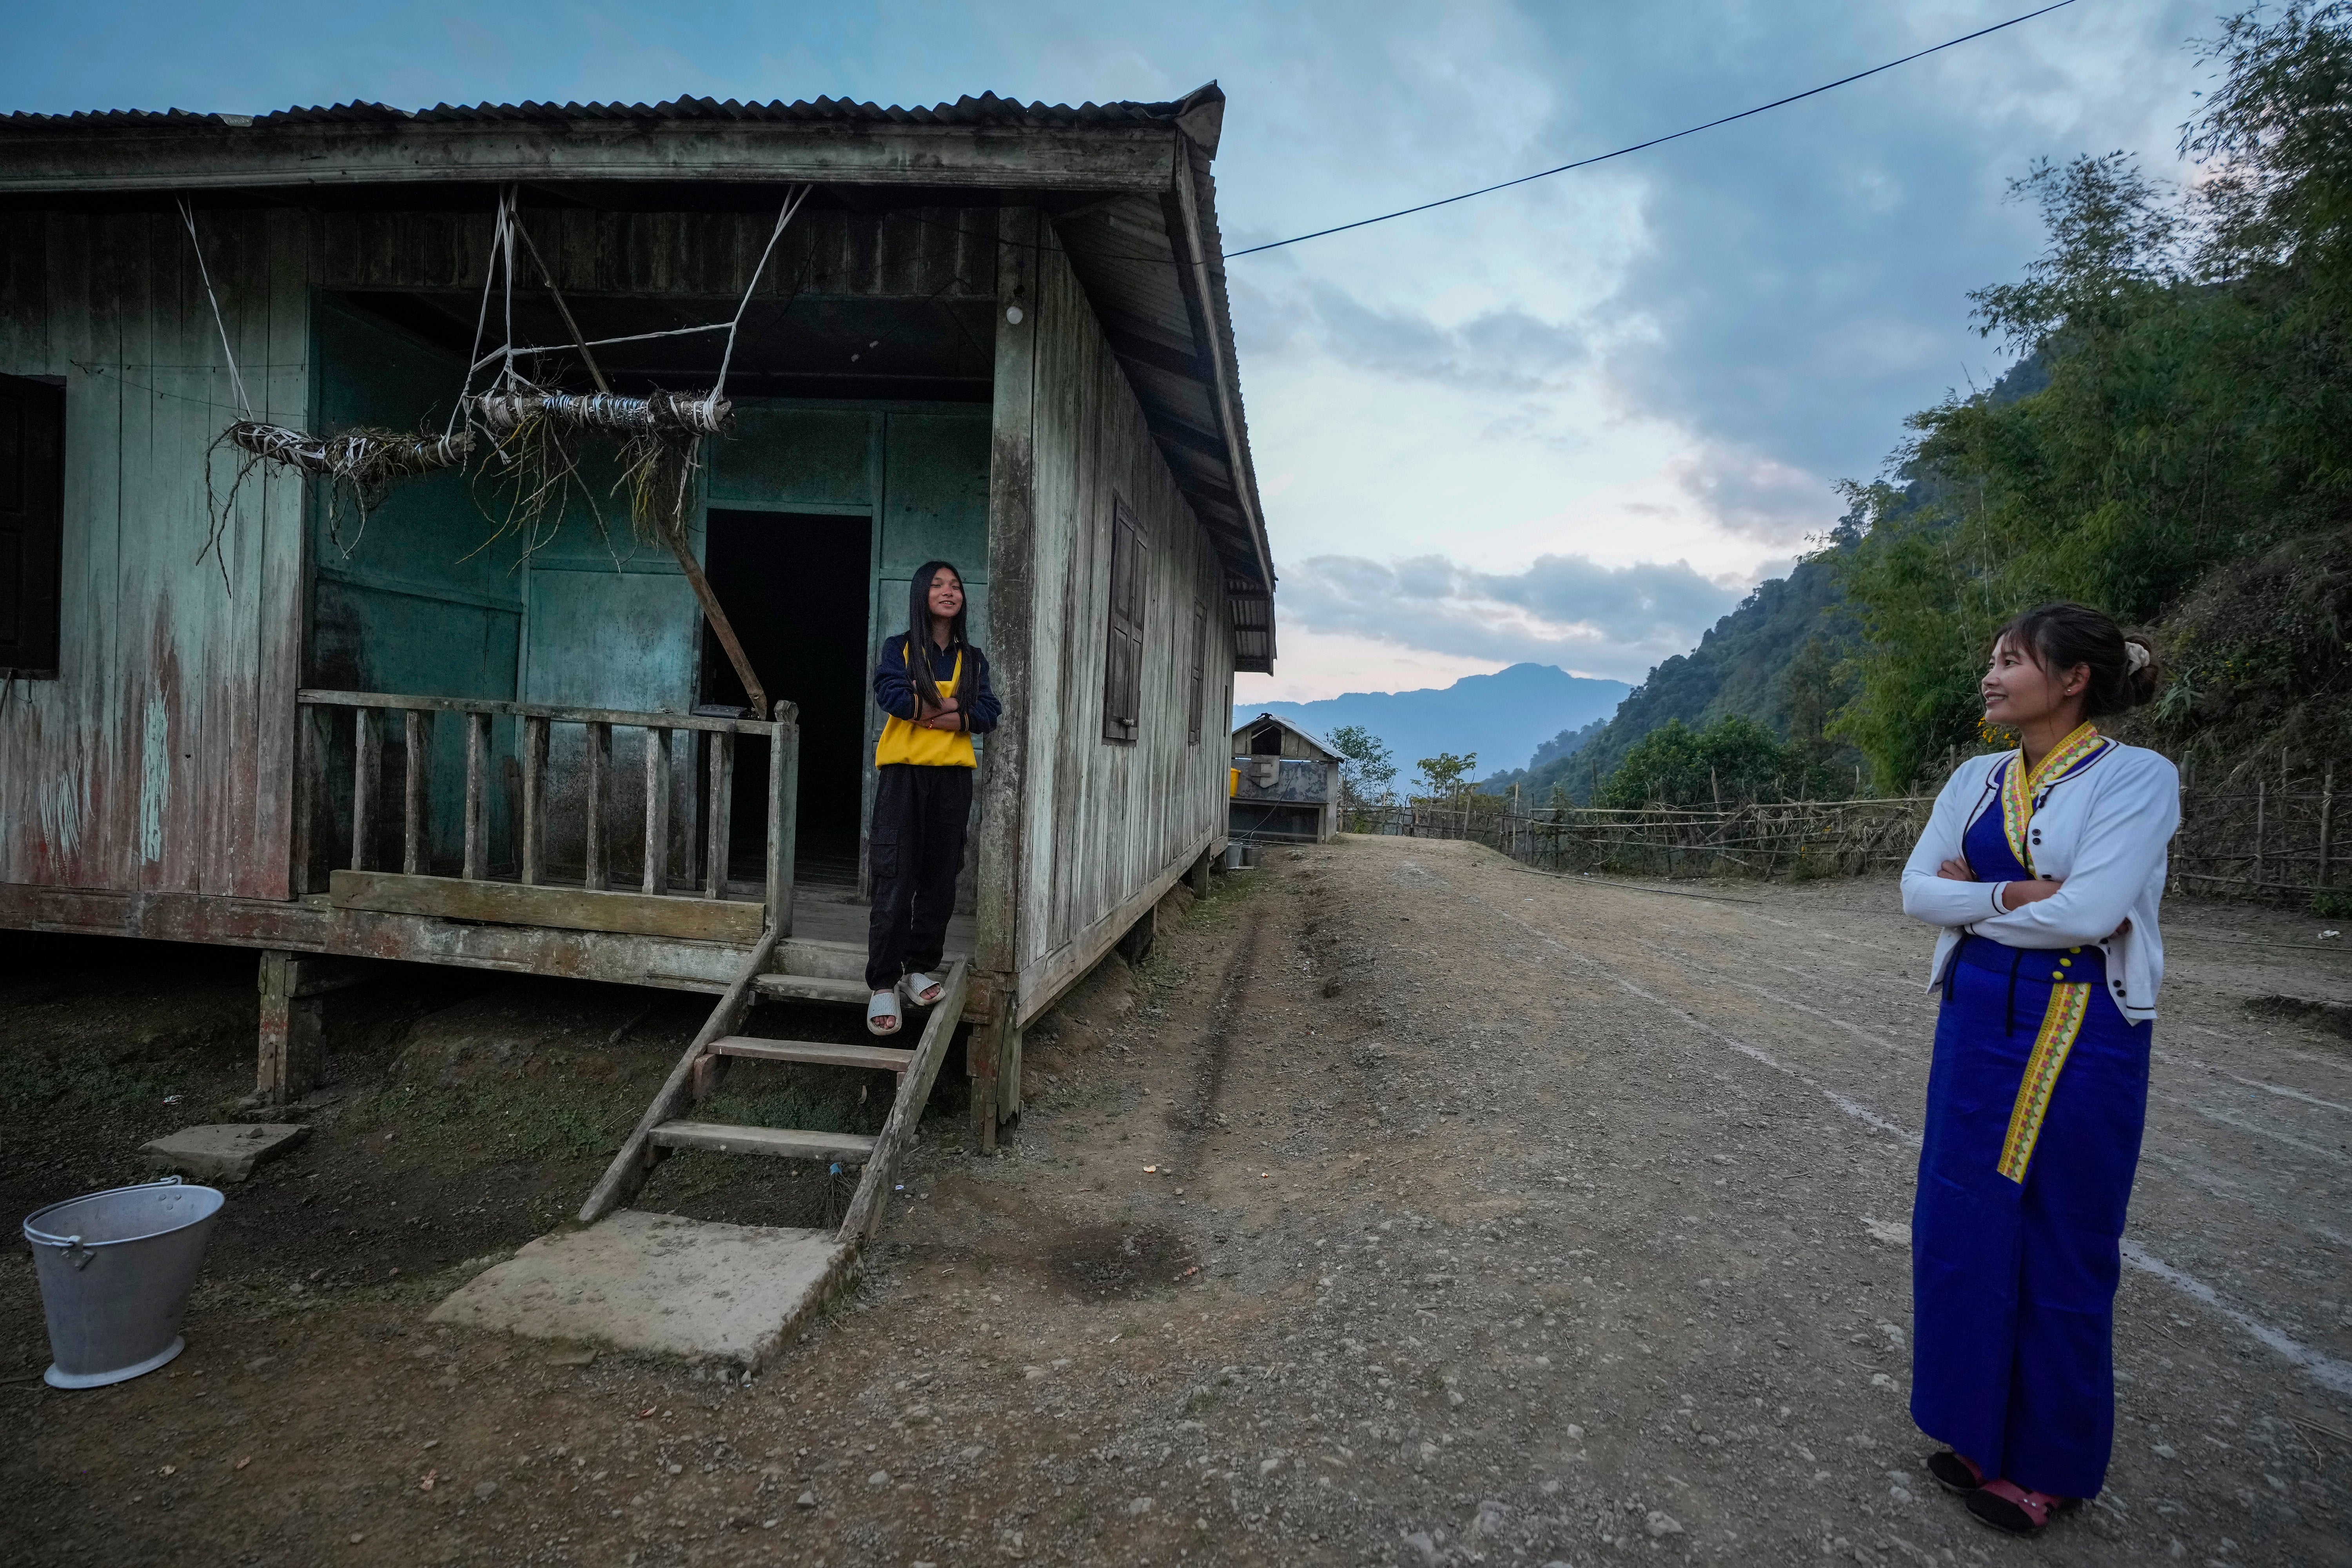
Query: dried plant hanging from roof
[[181, 200, 471, 583], [457, 184, 810, 556]]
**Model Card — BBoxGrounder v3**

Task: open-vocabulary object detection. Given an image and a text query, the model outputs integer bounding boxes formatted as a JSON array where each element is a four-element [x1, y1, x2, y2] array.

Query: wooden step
[[708, 1036, 915, 1074], [649, 1122, 877, 1163], [754, 973, 870, 1005]]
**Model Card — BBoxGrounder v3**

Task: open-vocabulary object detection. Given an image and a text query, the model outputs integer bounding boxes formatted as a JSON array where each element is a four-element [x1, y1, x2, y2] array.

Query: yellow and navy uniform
[[872, 637, 1000, 768]]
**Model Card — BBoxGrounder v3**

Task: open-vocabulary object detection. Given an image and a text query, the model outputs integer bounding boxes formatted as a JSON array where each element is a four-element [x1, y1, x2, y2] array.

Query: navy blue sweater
[[873, 636, 1002, 733]]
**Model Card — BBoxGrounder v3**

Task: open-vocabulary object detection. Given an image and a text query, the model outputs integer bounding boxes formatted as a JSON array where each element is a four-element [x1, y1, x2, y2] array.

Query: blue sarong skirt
[[1910, 935, 2150, 1498]]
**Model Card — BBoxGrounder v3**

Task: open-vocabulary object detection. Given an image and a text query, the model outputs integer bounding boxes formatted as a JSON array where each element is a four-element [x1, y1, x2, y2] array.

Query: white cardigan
[[1900, 740, 2181, 1024]]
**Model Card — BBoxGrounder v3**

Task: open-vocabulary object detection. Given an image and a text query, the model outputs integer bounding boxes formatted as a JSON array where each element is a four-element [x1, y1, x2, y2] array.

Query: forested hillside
[[1515, 4, 2352, 808], [1485, 544, 1862, 803]]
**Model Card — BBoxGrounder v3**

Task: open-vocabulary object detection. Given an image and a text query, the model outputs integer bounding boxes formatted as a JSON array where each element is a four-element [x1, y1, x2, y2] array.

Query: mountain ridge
[[1232, 662, 1630, 779]]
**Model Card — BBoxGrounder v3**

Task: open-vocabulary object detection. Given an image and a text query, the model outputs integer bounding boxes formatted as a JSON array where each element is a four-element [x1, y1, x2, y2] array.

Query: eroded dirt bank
[[4, 836, 2349, 1566]]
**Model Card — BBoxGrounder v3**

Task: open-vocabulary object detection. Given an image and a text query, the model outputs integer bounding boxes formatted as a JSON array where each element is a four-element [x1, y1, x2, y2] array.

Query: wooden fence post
[[2321, 765, 2336, 889]]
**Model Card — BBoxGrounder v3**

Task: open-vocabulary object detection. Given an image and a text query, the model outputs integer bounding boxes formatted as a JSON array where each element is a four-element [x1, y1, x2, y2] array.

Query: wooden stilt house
[[0, 87, 1277, 1207]]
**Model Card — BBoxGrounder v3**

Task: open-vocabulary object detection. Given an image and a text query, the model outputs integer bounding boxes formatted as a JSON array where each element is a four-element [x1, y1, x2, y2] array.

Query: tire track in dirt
[[1164, 896, 1271, 1160]]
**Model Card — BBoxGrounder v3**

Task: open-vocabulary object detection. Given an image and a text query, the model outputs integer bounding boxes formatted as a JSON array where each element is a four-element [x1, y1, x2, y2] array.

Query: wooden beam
[[462, 711, 490, 881], [0, 881, 760, 993], [3, 121, 1185, 196], [255, 949, 324, 1105], [766, 718, 797, 936], [402, 710, 432, 876], [707, 1036, 913, 1074], [1142, 412, 1228, 460], [650, 1123, 877, 1163], [1100, 322, 1209, 382], [1163, 152, 1276, 599], [351, 707, 380, 873], [839, 962, 968, 1241], [329, 869, 763, 944], [301, 688, 788, 737], [704, 730, 734, 900], [643, 727, 672, 895], [974, 204, 1042, 1151], [578, 921, 786, 1224], [583, 720, 611, 890], [520, 715, 550, 885]]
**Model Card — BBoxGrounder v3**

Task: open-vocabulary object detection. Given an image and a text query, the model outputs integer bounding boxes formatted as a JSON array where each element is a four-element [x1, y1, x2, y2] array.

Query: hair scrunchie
[[2125, 641, 2151, 673]]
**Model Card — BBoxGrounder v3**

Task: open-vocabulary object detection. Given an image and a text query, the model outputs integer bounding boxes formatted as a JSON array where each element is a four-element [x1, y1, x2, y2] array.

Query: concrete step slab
[[142, 1122, 309, 1182], [428, 1211, 855, 1368]]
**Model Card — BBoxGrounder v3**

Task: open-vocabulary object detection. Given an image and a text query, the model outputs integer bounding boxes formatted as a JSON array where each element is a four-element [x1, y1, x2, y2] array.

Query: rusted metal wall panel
[[0, 209, 309, 899], [1014, 227, 1233, 979]]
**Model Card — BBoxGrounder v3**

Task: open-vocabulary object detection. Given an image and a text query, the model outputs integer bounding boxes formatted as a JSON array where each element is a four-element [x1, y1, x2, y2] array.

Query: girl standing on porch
[[1900, 602, 2177, 1536], [866, 561, 1000, 1036]]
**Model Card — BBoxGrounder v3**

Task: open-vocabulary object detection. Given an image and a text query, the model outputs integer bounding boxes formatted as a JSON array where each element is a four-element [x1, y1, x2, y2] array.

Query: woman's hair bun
[[2121, 635, 2162, 708], [1991, 603, 2162, 716]]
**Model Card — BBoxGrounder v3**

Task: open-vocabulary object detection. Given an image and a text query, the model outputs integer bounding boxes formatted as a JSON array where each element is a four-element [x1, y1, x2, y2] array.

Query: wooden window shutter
[[0, 373, 64, 678], [1100, 498, 1147, 743], [1186, 600, 1207, 743]]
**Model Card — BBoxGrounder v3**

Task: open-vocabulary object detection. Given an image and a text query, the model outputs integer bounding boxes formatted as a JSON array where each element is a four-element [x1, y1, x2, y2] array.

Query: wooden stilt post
[[257, 950, 325, 1105]]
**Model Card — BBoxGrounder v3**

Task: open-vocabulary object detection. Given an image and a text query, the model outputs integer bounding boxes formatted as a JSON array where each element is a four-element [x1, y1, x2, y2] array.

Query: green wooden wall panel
[[709, 406, 875, 509], [879, 411, 991, 579], [310, 298, 519, 619]]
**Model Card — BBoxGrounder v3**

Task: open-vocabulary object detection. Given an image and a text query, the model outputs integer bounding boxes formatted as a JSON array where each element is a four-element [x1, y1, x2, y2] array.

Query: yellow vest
[[875, 641, 978, 768]]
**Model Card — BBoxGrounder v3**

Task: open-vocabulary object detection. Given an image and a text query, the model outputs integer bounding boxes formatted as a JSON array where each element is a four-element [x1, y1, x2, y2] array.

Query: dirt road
[[6, 835, 2350, 1566]]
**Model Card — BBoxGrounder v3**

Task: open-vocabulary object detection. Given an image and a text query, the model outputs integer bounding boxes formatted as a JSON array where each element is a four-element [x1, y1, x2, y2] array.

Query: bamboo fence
[[1344, 797, 1933, 880], [2169, 758, 2341, 904], [1342, 756, 2344, 906]]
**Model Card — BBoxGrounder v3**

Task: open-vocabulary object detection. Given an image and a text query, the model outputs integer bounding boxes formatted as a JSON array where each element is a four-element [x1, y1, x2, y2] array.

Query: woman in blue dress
[[1899, 602, 2178, 1535]]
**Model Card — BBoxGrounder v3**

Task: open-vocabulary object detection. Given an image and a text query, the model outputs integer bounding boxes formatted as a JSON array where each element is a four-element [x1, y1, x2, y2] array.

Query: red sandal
[[1966, 1478, 2078, 1535]]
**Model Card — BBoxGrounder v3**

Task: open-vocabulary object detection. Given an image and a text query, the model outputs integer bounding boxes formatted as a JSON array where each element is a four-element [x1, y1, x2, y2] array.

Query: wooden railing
[[293, 689, 799, 944]]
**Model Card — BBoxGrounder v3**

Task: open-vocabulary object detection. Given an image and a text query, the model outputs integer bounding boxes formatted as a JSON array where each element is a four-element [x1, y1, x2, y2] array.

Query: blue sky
[[7, 0, 2217, 699]]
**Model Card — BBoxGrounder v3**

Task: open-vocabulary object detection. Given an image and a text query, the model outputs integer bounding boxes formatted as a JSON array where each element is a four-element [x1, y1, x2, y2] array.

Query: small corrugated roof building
[[1230, 711, 1339, 844]]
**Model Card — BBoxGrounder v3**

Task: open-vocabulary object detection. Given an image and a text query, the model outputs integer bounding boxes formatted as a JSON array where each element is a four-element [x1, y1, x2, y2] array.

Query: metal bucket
[[1223, 841, 1248, 870], [24, 1177, 224, 1388]]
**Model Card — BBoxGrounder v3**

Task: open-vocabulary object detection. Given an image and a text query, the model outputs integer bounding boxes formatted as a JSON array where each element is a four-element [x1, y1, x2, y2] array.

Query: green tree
[[1326, 724, 1398, 806], [1830, 4, 2352, 785], [1414, 751, 1478, 803], [1599, 715, 1842, 808]]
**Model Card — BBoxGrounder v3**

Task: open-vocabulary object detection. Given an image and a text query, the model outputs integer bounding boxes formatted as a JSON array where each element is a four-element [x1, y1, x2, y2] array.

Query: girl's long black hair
[[906, 560, 969, 711]]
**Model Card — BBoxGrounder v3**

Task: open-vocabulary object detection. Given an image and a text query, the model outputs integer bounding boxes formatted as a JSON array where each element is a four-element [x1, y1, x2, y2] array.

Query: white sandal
[[900, 971, 945, 1008], [866, 990, 902, 1036]]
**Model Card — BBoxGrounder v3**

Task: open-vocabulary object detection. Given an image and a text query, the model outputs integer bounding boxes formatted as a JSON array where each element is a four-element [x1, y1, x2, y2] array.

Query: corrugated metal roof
[[3, 91, 1198, 132]]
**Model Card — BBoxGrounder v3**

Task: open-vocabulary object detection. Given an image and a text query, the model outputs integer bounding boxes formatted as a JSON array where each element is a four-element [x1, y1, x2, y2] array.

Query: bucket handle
[[25, 1176, 185, 1268]]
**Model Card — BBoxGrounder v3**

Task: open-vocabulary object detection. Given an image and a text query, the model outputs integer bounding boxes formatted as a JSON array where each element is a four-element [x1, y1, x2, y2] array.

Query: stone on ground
[[142, 1122, 309, 1181], [428, 1211, 853, 1367]]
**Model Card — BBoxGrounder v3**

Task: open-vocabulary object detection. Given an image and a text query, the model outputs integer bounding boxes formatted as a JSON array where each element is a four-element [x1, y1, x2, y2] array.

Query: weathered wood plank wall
[[0, 209, 308, 898], [312, 208, 996, 300], [0, 203, 998, 907], [1007, 220, 1235, 1013]]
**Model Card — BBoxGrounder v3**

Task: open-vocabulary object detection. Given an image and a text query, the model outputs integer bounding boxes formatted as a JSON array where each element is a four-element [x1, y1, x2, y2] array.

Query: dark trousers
[[866, 763, 973, 991]]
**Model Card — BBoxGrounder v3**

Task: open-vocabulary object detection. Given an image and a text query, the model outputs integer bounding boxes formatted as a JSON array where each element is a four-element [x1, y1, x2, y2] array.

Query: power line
[[1229, 0, 2084, 258]]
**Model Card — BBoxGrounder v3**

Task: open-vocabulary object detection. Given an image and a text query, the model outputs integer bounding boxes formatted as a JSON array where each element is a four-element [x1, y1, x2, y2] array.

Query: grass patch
[[341, 1074, 636, 1174], [0, 1046, 191, 1115]]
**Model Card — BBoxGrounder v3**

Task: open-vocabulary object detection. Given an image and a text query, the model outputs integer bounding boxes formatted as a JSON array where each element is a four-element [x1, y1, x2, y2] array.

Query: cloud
[[1278, 550, 1740, 682], [1667, 445, 1833, 545], [1240, 276, 1596, 396]]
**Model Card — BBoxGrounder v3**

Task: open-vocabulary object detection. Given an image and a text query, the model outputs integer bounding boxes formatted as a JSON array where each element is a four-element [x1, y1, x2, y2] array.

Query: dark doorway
[[701, 510, 873, 889]]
